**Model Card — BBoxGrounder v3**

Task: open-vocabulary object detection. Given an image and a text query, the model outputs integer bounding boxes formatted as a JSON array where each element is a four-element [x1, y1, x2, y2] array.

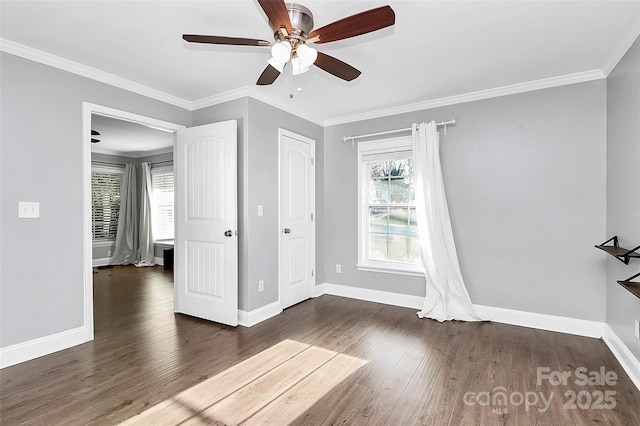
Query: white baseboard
[[94, 257, 165, 267], [318, 283, 423, 309], [318, 282, 605, 337], [603, 325, 640, 391], [92, 257, 111, 267], [0, 326, 87, 369], [238, 301, 282, 327], [473, 304, 606, 338]]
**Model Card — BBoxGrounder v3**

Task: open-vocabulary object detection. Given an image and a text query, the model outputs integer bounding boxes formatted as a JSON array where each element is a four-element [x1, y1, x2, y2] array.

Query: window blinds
[[91, 168, 123, 241], [151, 166, 174, 240]]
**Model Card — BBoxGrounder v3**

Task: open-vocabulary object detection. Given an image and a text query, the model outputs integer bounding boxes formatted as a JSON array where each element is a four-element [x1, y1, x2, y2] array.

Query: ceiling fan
[[182, 1, 395, 85], [91, 130, 101, 143]]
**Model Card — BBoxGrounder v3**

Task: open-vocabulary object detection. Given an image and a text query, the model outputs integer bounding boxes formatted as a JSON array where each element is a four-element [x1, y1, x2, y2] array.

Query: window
[[91, 165, 123, 242], [151, 166, 174, 241], [357, 136, 423, 275]]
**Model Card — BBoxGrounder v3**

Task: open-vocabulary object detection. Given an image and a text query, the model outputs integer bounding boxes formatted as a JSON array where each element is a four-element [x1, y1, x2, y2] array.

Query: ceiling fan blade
[[309, 5, 395, 44], [91, 130, 100, 136], [257, 0, 292, 34], [314, 52, 361, 81], [183, 34, 271, 46], [91, 138, 100, 143], [256, 64, 281, 85]]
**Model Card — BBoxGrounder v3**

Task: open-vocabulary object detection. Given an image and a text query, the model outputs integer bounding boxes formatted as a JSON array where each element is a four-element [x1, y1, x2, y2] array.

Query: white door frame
[[82, 102, 185, 342], [278, 128, 316, 308]]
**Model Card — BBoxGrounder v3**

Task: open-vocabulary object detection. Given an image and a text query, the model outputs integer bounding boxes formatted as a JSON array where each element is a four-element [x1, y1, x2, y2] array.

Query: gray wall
[[192, 98, 323, 311], [606, 36, 640, 360], [0, 52, 191, 347], [323, 81, 607, 321], [245, 98, 324, 311], [192, 98, 250, 310]]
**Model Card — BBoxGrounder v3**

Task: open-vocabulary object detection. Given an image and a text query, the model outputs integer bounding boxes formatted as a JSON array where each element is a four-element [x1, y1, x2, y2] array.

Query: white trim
[[91, 145, 174, 159], [249, 90, 322, 126], [0, 39, 191, 110], [318, 282, 605, 338], [603, 325, 640, 391], [321, 283, 424, 310], [473, 304, 605, 338], [356, 264, 424, 277], [601, 23, 640, 76], [190, 86, 250, 111], [92, 240, 116, 248], [278, 129, 316, 310], [0, 38, 616, 128], [83, 102, 186, 343], [0, 326, 86, 369], [92, 257, 112, 267], [313, 283, 326, 298], [238, 301, 282, 327], [324, 70, 605, 127]]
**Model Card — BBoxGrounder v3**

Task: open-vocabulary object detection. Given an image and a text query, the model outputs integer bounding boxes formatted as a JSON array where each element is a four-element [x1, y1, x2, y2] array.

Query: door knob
[[224, 230, 233, 237], [283, 228, 291, 234]]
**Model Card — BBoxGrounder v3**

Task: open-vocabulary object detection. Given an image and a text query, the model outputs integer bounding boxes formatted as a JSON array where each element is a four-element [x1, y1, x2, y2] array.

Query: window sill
[[356, 263, 424, 277], [92, 240, 115, 248], [154, 240, 174, 248]]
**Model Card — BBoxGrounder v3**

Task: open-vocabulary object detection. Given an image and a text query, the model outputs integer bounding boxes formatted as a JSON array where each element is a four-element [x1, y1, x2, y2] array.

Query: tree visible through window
[[358, 136, 423, 274], [91, 168, 123, 241], [367, 159, 420, 263]]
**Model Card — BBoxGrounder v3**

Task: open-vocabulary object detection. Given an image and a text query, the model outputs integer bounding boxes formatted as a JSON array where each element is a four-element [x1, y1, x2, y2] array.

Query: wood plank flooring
[[1, 265, 639, 425]]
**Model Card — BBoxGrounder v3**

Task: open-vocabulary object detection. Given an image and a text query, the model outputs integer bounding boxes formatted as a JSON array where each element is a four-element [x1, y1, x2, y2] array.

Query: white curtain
[[110, 164, 138, 265], [135, 162, 155, 267], [412, 121, 481, 322]]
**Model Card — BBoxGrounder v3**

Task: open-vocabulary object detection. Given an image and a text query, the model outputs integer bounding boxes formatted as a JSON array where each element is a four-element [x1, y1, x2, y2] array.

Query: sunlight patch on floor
[[119, 339, 368, 425]]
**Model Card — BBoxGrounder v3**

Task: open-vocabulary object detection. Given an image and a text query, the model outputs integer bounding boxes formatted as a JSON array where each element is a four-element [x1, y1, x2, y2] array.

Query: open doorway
[[82, 103, 185, 341]]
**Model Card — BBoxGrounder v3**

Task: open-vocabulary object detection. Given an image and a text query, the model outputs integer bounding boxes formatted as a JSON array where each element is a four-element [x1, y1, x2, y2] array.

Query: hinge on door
[[311, 158, 314, 165], [311, 213, 314, 221], [311, 269, 314, 277]]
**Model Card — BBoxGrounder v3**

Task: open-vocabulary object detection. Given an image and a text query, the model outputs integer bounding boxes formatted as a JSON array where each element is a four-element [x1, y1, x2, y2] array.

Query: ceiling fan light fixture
[[271, 40, 292, 63], [267, 56, 287, 73], [296, 44, 317, 67], [291, 56, 309, 75]]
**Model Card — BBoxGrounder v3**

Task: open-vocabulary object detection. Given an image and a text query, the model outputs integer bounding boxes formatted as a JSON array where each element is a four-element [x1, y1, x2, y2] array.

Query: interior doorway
[[82, 102, 185, 342]]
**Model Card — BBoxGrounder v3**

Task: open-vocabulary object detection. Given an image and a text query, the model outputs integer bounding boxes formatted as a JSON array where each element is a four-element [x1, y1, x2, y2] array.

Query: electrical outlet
[[18, 201, 40, 218], [635, 319, 640, 339], [336, 264, 342, 273], [107, 250, 112, 257], [258, 280, 264, 292]]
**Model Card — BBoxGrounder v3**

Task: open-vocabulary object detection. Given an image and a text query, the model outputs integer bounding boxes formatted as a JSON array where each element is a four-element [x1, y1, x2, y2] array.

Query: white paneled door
[[279, 129, 315, 309], [175, 120, 238, 326]]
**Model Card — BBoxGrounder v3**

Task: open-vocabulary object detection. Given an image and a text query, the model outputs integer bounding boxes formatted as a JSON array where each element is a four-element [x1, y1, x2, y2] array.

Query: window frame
[[150, 165, 174, 242], [356, 136, 424, 276], [91, 164, 124, 244]]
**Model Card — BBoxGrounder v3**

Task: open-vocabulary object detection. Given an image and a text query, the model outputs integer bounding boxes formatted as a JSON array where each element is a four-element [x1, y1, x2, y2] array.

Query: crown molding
[[190, 86, 250, 111], [0, 38, 192, 110], [247, 89, 324, 126], [323, 69, 606, 127], [1, 36, 624, 129], [601, 21, 640, 76]]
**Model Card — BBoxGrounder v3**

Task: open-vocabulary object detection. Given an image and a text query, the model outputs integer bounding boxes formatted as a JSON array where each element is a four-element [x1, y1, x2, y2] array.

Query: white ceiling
[[1, 1, 639, 126], [91, 114, 175, 158]]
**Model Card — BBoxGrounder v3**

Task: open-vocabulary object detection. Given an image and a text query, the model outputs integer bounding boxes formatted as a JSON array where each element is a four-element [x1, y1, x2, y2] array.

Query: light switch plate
[[257, 205, 264, 216], [18, 201, 40, 218]]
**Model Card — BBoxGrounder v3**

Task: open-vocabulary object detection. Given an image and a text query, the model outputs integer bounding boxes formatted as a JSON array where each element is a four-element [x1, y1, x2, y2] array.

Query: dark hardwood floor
[[1, 265, 639, 425]]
